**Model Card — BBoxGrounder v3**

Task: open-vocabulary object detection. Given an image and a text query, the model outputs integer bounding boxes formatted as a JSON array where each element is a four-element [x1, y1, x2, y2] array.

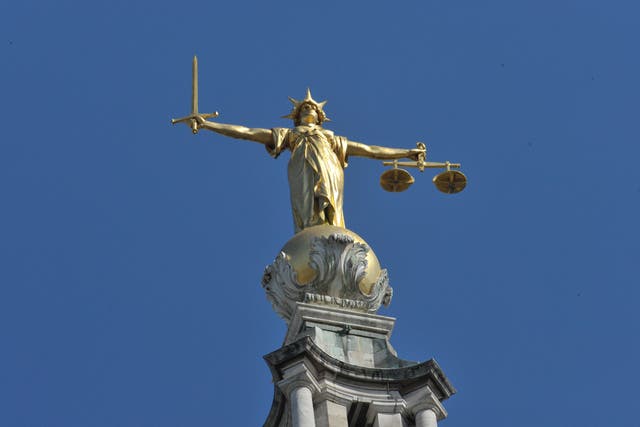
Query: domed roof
[[281, 225, 381, 296], [262, 224, 392, 322]]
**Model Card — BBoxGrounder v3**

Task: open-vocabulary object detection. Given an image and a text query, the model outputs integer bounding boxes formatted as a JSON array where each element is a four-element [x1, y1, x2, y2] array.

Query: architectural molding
[[262, 233, 392, 323], [404, 386, 448, 421], [277, 359, 321, 397]]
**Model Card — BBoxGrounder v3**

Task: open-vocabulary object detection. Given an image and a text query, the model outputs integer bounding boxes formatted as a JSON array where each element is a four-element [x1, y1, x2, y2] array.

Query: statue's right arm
[[196, 117, 272, 145]]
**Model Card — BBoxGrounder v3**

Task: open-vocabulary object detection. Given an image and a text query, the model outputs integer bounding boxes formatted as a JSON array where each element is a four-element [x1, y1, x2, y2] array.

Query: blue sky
[[1, 1, 639, 426]]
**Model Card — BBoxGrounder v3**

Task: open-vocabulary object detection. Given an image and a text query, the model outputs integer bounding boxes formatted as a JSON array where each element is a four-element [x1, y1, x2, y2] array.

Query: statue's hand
[[189, 114, 210, 133], [408, 147, 426, 161], [193, 114, 206, 126]]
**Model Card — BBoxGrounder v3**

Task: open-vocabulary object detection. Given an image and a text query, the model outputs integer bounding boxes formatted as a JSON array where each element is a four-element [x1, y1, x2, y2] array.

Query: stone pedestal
[[260, 226, 455, 426], [263, 303, 455, 427]]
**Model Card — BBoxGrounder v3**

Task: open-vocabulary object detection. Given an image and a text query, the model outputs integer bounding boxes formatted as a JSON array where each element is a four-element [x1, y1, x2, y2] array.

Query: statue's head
[[282, 88, 330, 126]]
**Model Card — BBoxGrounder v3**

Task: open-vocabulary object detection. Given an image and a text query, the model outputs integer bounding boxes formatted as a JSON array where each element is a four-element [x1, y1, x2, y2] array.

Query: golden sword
[[171, 56, 219, 134]]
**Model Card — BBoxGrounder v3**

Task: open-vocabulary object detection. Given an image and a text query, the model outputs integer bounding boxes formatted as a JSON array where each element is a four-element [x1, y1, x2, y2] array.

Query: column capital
[[277, 359, 321, 396], [404, 386, 447, 420]]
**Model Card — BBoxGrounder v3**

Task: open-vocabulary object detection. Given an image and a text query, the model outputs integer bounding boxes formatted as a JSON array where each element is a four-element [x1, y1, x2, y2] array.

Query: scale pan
[[380, 168, 415, 192], [433, 170, 467, 194]]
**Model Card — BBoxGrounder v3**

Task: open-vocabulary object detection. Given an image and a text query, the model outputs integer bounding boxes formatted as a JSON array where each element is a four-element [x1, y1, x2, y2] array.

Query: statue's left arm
[[346, 140, 424, 161]]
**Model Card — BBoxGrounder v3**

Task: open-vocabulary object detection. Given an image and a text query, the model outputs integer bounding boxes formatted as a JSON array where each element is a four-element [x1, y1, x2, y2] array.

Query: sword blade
[[191, 55, 198, 115]]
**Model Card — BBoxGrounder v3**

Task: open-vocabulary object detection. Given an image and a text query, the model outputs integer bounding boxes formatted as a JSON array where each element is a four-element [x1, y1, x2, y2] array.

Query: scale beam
[[382, 160, 462, 171]]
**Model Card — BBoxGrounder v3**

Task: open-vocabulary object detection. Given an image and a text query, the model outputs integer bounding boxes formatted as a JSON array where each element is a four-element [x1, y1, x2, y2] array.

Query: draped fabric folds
[[266, 126, 349, 233]]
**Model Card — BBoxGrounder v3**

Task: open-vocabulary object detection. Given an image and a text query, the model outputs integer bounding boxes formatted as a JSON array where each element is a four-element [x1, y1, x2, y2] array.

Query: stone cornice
[[277, 359, 321, 396], [404, 386, 448, 420], [264, 336, 456, 400], [284, 302, 396, 345]]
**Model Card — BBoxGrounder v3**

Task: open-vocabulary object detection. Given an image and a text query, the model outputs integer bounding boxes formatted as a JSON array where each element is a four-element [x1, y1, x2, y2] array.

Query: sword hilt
[[171, 111, 219, 135], [171, 56, 219, 136]]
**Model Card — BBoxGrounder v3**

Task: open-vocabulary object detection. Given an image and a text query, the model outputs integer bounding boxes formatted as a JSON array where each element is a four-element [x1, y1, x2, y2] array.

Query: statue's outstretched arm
[[347, 140, 424, 161], [195, 116, 272, 145]]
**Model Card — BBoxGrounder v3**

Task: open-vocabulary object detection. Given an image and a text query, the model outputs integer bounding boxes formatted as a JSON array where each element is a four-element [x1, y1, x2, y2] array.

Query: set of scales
[[172, 57, 467, 194]]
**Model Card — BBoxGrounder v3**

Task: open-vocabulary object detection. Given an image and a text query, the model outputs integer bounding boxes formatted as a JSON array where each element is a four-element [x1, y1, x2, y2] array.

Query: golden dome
[[280, 224, 382, 296]]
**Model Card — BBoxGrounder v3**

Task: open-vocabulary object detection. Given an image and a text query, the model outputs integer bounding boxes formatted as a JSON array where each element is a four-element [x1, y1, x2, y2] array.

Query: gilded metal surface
[[433, 170, 467, 194], [171, 56, 218, 134], [261, 225, 392, 321], [380, 168, 415, 192], [381, 142, 466, 193], [280, 225, 381, 295], [172, 59, 427, 233]]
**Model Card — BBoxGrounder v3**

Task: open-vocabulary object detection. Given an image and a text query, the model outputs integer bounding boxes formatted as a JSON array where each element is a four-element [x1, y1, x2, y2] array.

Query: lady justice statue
[[172, 59, 459, 427], [191, 88, 424, 233], [172, 57, 465, 319]]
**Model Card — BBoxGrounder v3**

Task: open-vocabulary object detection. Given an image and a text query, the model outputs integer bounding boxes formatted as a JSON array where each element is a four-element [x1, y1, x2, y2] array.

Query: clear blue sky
[[1, 1, 639, 426]]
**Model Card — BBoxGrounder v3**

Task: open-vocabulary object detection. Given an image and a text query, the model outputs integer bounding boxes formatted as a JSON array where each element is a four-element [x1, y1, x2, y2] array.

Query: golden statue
[[195, 90, 424, 233], [173, 57, 465, 234]]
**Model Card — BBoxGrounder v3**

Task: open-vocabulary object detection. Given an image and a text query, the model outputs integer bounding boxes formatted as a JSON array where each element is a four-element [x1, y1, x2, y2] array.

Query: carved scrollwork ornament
[[261, 233, 393, 322]]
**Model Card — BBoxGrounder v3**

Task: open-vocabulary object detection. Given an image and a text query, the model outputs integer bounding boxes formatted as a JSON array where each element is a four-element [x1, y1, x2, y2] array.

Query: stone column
[[404, 386, 446, 427], [277, 360, 320, 427], [414, 408, 437, 427], [290, 386, 316, 427], [315, 400, 348, 427]]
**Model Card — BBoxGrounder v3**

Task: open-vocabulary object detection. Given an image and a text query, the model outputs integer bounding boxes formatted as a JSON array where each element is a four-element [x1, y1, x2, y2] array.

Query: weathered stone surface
[[405, 386, 447, 421], [284, 303, 406, 369], [415, 409, 438, 427], [290, 387, 316, 427], [372, 413, 406, 427], [263, 304, 455, 427], [315, 400, 348, 427]]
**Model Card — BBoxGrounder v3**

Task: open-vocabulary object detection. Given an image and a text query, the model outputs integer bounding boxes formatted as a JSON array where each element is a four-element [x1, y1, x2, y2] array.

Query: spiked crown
[[282, 88, 330, 125]]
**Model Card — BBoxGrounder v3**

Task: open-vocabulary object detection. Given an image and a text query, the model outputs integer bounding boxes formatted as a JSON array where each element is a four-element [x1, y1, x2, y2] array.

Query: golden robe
[[267, 126, 348, 233]]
